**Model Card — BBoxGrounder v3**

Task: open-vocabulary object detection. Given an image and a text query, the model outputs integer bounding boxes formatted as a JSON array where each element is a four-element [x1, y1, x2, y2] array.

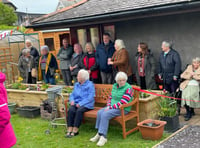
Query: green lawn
[[11, 114, 169, 148]]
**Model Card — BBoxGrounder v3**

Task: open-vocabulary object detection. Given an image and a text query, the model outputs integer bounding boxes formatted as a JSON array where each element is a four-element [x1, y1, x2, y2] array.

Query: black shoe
[[65, 132, 72, 138], [191, 108, 195, 116], [71, 132, 79, 137], [184, 116, 191, 121], [191, 112, 195, 116], [184, 112, 192, 121]]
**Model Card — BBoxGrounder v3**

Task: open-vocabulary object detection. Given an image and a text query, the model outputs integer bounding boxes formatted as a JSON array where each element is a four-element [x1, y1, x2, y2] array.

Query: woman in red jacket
[[80, 42, 99, 83], [0, 72, 17, 148]]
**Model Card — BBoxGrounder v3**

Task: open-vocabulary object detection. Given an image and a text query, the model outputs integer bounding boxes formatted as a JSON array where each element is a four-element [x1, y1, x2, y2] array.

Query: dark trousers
[[67, 105, 90, 128], [42, 70, 56, 85], [140, 76, 146, 89], [164, 80, 179, 94], [61, 69, 72, 86]]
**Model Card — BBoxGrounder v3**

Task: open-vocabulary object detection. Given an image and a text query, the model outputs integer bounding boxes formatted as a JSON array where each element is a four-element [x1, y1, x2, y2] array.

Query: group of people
[[17, 33, 200, 146], [66, 70, 133, 146]]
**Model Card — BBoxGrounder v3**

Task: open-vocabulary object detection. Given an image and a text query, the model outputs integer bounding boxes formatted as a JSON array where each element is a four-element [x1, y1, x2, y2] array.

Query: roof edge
[[31, 0, 88, 23]]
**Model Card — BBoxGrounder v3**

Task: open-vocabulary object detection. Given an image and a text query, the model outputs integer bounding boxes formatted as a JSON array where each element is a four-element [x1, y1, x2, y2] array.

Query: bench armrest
[[119, 99, 137, 109]]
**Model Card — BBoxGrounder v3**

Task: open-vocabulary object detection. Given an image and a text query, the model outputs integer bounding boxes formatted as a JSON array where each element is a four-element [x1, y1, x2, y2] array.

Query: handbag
[[31, 68, 37, 78]]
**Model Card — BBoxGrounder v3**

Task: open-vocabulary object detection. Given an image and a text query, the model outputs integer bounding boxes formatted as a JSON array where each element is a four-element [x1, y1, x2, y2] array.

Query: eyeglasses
[[118, 79, 126, 82]]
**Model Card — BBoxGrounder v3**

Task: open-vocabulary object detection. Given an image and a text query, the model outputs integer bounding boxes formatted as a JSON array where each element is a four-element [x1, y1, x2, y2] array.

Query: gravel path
[[156, 126, 200, 148]]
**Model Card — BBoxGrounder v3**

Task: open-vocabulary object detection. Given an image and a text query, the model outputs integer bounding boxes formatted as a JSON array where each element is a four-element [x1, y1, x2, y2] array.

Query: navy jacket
[[96, 41, 115, 73], [158, 48, 182, 84]]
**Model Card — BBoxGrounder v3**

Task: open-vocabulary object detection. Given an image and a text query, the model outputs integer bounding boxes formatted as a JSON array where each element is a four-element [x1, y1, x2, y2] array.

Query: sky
[[9, 0, 59, 14]]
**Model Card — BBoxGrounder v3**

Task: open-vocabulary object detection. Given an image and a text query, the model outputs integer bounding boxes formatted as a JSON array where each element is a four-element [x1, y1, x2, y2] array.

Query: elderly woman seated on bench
[[90, 71, 134, 146], [66, 69, 95, 138]]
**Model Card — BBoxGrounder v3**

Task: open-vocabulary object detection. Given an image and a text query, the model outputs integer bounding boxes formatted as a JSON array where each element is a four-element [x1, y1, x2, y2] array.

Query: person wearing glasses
[[90, 72, 134, 146]]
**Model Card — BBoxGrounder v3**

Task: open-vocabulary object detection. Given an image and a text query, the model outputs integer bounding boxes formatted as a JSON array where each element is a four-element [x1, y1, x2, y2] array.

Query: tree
[[0, 2, 17, 25]]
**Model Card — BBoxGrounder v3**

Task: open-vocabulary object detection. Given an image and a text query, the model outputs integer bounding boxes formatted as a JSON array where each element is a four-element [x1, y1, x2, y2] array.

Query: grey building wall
[[115, 12, 200, 74]]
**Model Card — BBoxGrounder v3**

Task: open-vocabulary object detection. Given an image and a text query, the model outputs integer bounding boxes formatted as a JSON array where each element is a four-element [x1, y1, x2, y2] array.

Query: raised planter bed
[[16, 106, 40, 118], [139, 90, 165, 121], [7, 84, 70, 117]]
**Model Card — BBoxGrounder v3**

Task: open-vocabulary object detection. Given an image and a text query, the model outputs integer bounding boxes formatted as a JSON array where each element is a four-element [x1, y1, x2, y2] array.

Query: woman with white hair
[[108, 39, 133, 84], [180, 57, 200, 121], [66, 69, 95, 138], [80, 42, 99, 83], [38, 45, 58, 85], [19, 39, 39, 67], [90, 71, 134, 146], [18, 48, 35, 83]]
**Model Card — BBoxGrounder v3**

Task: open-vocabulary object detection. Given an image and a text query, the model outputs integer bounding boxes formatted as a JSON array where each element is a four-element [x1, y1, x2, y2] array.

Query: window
[[104, 25, 115, 41], [90, 27, 99, 49], [44, 38, 55, 51], [77, 29, 87, 52]]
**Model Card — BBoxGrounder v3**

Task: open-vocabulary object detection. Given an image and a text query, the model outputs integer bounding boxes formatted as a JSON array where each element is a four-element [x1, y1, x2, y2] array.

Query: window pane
[[90, 28, 99, 49], [77, 29, 87, 52], [104, 25, 115, 41], [44, 38, 55, 51]]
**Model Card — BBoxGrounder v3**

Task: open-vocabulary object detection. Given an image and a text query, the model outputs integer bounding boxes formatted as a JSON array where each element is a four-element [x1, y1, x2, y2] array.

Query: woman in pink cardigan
[[0, 72, 17, 148]]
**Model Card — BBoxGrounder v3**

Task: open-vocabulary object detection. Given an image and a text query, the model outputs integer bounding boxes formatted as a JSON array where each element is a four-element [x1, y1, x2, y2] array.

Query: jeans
[[100, 72, 112, 84], [42, 70, 55, 85], [67, 105, 90, 128], [95, 107, 128, 136], [61, 69, 72, 86]]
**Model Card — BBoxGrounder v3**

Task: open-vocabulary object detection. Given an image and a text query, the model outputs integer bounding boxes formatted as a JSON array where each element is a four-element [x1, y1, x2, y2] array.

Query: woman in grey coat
[[135, 42, 157, 89], [57, 38, 73, 85], [18, 48, 35, 83]]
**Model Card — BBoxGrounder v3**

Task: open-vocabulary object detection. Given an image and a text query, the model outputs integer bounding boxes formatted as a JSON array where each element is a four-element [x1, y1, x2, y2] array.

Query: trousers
[[95, 107, 128, 136], [67, 105, 90, 128]]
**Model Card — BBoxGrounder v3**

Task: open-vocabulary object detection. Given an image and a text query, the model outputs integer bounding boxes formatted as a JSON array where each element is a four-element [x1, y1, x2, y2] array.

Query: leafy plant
[[40, 83, 49, 91], [139, 92, 150, 98], [157, 96, 177, 117], [62, 86, 73, 93]]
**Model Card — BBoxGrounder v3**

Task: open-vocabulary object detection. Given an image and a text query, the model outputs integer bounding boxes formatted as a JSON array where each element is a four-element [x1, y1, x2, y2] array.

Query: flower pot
[[8, 102, 16, 114], [137, 119, 166, 140], [160, 114, 180, 132], [17, 106, 40, 118]]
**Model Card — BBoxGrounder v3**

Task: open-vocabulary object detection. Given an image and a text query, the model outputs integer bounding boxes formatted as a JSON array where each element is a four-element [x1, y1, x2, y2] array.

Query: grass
[[11, 114, 169, 148]]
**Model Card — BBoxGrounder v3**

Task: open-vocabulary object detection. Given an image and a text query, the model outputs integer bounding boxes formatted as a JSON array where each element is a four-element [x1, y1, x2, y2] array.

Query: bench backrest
[[94, 84, 140, 106], [94, 84, 113, 104]]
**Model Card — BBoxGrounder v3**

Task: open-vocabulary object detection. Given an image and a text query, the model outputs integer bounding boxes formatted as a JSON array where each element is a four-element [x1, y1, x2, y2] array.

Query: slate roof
[[32, 0, 192, 25], [2, 0, 17, 10]]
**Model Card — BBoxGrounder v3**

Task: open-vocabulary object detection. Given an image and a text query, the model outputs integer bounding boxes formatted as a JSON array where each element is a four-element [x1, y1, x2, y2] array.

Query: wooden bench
[[65, 84, 140, 139]]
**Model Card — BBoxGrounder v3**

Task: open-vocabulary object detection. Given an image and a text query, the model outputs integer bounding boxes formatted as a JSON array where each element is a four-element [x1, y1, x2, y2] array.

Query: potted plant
[[158, 97, 180, 132], [137, 119, 166, 140]]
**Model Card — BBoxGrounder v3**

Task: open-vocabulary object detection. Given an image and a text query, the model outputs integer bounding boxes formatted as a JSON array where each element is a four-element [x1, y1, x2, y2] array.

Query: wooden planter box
[[7, 84, 70, 117], [139, 90, 165, 121]]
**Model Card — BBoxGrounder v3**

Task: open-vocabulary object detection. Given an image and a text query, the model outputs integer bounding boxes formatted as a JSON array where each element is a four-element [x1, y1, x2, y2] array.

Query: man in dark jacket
[[158, 41, 182, 94], [96, 33, 115, 84], [57, 38, 73, 85]]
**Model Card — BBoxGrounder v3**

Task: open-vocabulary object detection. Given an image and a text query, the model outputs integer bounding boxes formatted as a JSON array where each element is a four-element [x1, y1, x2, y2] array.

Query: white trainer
[[97, 136, 107, 146], [90, 133, 100, 142]]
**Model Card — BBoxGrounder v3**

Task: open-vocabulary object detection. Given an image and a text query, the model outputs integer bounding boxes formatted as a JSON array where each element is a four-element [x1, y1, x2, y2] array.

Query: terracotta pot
[[137, 119, 166, 140]]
